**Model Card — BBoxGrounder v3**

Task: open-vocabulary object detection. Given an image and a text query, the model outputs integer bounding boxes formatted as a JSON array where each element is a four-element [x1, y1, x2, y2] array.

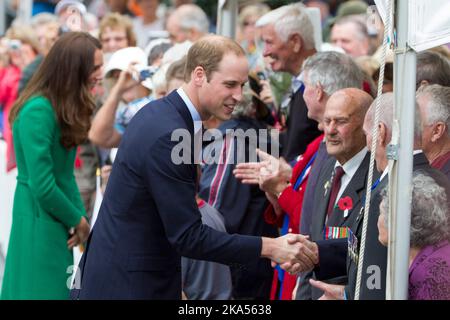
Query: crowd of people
[[0, 0, 449, 300]]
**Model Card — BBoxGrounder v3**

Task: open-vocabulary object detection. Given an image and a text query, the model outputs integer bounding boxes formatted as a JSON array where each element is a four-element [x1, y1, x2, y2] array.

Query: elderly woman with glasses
[[378, 171, 450, 300]]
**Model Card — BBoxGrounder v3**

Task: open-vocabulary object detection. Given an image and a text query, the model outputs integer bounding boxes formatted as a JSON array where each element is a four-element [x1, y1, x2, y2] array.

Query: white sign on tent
[[375, 0, 450, 52]]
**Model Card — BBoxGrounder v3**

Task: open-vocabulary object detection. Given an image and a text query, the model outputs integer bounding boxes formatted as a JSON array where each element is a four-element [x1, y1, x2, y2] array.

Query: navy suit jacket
[[71, 91, 261, 299]]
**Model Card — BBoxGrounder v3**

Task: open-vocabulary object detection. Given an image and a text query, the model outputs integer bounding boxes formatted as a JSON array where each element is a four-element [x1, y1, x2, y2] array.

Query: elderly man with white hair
[[256, 2, 321, 161], [166, 4, 209, 43], [416, 84, 450, 179]]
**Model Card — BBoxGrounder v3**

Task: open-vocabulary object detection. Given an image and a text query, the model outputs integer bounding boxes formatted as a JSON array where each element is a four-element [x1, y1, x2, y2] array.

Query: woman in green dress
[[1, 32, 103, 299]]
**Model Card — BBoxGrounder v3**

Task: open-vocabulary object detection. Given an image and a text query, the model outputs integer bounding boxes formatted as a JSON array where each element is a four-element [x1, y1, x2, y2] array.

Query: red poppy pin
[[337, 196, 353, 218]]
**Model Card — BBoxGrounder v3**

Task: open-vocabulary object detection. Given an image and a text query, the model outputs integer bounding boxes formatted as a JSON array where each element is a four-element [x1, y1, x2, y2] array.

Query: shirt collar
[[177, 87, 202, 134], [291, 72, 304, 94], [335, 147, 368, 177], [380, 167, 389, 181]]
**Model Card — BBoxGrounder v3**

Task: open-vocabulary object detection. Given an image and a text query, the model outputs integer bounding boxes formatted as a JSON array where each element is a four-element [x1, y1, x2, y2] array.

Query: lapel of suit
[[166, 90, 195, 134], [311, 157, 335, 240], [413, 152, 429, 168], [353, 175, 387, 237], [166, 90, 198, 178], [327, 152, 371, 227], [346, 174, 387, 274]]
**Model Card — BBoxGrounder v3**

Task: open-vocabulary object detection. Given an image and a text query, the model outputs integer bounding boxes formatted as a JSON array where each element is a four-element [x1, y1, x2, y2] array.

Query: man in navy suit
[[70, 35, 318, 299]]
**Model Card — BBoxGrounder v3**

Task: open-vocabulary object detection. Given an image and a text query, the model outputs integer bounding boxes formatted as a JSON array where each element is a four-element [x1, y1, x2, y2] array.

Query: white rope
[[354, 0, 394, 300]]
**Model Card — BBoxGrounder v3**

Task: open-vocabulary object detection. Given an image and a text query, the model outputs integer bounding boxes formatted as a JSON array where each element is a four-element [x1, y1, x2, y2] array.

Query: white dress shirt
[[334, 147, 368, 205], [177, 87, 202, 134]]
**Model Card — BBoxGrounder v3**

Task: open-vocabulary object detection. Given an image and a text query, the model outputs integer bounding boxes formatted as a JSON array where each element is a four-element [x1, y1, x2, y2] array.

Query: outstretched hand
[[233, 160, 267, 185], [234, 149, 291, 188]]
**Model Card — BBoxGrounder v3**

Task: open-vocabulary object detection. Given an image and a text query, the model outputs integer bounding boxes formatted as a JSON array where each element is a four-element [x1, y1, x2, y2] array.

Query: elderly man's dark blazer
[[70, 91, 262, 299], [303, 151, 372, 299]]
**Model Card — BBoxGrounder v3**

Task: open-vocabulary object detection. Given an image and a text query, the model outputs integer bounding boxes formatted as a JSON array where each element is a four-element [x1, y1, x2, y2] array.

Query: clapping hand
[[257, 149, 292, 196], [233, 160, 267, 185], [234, 149, 291, 188]]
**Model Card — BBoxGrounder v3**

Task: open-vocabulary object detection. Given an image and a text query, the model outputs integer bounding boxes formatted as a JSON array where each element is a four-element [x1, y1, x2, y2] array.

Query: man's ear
[[192, 66, 206, 86], [378, 122, 387, 146], [316, 83, 324, 102], [419, 80, 429, 87], [290, 33, 303, 53], [188, 28, 199, 40], [431, 122, 447, 142]]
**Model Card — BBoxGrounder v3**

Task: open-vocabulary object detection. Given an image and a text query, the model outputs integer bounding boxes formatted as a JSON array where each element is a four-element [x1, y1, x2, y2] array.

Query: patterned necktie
[[326, 166, 345, 218]]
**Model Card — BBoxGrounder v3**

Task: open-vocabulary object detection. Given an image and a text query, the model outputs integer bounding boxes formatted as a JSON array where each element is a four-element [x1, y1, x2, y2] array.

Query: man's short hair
[[303, 51, 364, 96], [256, 3, 315, 50], [184, 35, 245, 82], [417, 84, 450, 132], [417, 51, 450, 87], [366, 92, 394, 133], [365, 92, 422, 144], [333, 14, 369, 42], [175, 4, 209, 34]]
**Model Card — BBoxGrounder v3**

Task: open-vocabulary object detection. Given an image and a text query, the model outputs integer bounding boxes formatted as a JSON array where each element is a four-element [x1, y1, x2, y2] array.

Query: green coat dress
[[1, 96, 85, 300]]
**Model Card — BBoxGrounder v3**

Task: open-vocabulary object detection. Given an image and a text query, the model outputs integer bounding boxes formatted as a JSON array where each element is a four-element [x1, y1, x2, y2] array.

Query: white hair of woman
[[380, 172, 450, 248]]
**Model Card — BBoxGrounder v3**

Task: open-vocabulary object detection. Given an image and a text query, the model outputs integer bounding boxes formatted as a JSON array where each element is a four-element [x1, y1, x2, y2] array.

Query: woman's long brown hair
[[9, 32, 102, 149]]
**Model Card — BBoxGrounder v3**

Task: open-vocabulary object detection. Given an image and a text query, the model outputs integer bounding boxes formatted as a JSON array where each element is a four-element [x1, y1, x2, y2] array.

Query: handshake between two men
[[234, 148, 320, 275]]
